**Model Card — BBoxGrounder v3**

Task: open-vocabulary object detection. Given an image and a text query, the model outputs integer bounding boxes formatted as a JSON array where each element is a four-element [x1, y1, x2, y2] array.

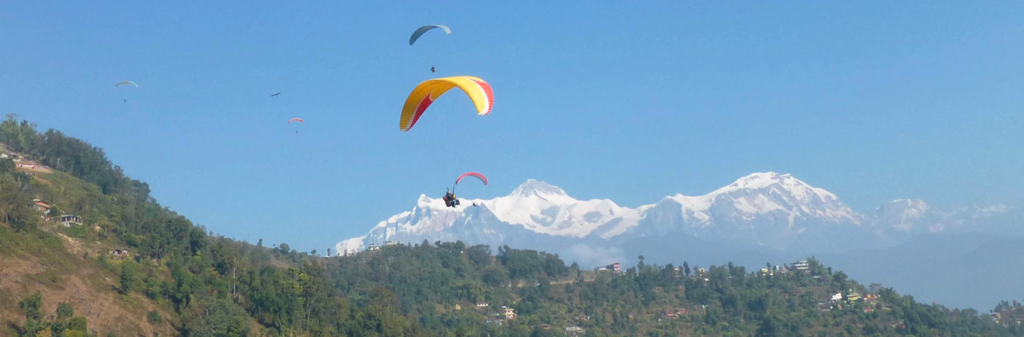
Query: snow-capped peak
[[483, 180, 630, 237], [896, 199, 930, 217], [870, 199, 931, 232], [336, 236, 366, 256], [725, 172, 790, 189], [509, 179, 569, 199], [880, 199, 930, 214], [656, 172, 860, 228], [711, 172, 839, 203]]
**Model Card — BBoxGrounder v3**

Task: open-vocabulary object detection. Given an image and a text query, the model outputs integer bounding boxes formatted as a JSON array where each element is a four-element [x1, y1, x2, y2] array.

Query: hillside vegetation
[[1, 114, 1022, 336]]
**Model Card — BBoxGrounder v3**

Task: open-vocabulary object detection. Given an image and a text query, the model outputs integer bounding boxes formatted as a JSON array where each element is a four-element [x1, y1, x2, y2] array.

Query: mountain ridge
[[338, 172, 1015, 259]]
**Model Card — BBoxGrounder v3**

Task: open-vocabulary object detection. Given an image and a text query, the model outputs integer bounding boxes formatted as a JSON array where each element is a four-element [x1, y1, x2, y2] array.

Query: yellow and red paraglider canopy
[[399, 76, 493, 132]]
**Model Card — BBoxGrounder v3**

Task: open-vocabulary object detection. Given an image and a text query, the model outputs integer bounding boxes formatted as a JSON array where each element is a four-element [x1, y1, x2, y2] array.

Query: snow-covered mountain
[[336, 172, 1013, 264], [599, 172, 865, 252], [868, 199, 1018, 240], [868, 199, 941, 238], [336, 179, 640, 255]]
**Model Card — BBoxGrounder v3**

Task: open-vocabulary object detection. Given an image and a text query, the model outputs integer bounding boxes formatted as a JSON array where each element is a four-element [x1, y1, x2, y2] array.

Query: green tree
[[51, 318, 67, 337], [57, 302, 74, 319], [18, 291, 43, 321], [467, 244, 492, 266], [21, 318, 45, 337], [69, 317, 88, 332], [120, 260, 138, 293], [47, 204, 62, 219], [181, 299, 250, 337], [148, 310, 162, 325], [757, 314, 779, 336], [1, 174, 38, 232], [482, 264, 509, 287], [0, 158, 14, 173], [145, 276, 164, 299], [123, 233, 142, 247], [0, 114, 38, 153]]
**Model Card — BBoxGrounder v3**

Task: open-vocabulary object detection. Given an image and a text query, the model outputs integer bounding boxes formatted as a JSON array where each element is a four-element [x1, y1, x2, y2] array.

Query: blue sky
[[2, 1, 1022, 252]]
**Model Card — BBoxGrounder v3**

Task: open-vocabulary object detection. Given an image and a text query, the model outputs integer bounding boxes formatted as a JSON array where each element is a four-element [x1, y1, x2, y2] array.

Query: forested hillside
[[2, 114, 1022, 336]]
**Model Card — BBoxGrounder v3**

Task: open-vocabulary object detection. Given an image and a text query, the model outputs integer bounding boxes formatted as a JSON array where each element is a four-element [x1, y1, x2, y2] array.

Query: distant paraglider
[[400, 76, 493, 132], [115, 81, 138, 88], [289, 118, 304, 133], [116, 81, 138, 102], [271, 92, 281, 97], [431, 66, 436, 73], [409, 25, 451, 46]]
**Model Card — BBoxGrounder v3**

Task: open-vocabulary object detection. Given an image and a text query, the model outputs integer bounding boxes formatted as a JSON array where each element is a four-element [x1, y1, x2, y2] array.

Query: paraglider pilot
[[443, 188, 460, 208], [431, 66, 436, 73]]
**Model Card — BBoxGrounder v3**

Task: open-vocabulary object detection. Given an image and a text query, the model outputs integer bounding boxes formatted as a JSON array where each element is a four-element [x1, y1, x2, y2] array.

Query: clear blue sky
[[2, 1, 1022, 253]]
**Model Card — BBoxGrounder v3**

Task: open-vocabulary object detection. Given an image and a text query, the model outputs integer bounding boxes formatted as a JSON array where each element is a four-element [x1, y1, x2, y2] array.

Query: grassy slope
[[0, 170, 179, 337]]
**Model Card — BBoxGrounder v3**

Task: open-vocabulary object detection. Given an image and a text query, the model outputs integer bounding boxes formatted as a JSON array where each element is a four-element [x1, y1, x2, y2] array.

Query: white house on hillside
[[60, 214, 82, 227]]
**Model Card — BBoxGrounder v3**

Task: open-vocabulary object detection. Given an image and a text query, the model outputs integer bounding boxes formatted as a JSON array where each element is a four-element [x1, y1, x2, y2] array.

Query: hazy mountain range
[[336, 172, 1023, 310]]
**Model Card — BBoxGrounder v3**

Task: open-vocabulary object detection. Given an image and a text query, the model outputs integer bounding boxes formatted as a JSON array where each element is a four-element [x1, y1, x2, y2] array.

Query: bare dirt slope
[[0, 229, 178, 337]]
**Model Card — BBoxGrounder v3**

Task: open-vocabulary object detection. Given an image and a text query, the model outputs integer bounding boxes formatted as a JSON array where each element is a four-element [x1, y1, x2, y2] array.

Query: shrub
[[148, 310, 162, 325]]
